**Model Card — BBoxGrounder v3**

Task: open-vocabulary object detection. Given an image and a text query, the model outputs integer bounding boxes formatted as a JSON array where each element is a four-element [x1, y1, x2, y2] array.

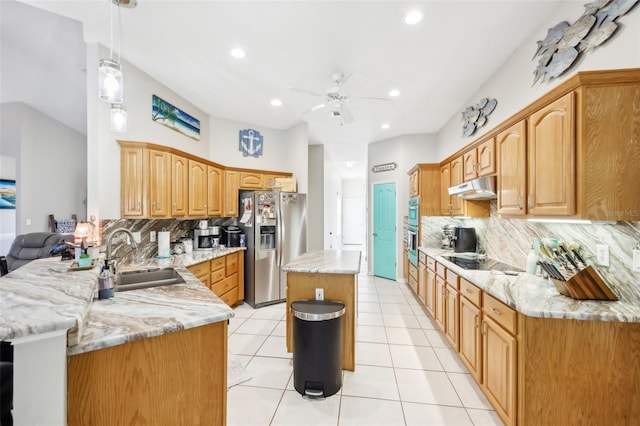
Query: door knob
[[373, 233, 378, 236]]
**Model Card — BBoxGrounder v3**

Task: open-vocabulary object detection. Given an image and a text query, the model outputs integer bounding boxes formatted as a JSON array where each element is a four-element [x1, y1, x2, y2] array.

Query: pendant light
[[110, 104, 127, 132], [98, 0, 125, 103]]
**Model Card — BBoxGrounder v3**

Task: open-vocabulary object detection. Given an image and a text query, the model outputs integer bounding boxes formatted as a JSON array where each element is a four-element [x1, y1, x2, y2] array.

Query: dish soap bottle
[[526, 245, 537, 275]]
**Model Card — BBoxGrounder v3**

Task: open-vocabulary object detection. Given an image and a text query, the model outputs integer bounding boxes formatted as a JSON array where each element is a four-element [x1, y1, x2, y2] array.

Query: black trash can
[[291, 300, 345, 398]]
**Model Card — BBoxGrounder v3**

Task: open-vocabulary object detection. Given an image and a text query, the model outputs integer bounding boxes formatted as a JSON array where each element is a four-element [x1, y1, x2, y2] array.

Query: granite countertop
[[283, 249, 362, 274], [419, 247, 640, 323], [0, 248, 243, 353]]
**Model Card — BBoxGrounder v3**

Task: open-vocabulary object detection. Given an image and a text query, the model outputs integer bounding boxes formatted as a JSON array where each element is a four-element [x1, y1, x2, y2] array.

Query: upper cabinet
[[118, 141, 292, 219], [497, 120, 527, 216], [463, 138, 496, 182], [408, 164, 440, 216]]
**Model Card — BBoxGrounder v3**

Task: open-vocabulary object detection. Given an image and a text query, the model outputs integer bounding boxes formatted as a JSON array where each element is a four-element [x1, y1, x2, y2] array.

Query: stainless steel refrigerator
[[239, 191, 307, 308]]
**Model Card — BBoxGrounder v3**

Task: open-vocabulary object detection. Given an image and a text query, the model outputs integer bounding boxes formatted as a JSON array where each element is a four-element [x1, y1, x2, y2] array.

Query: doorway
[[342, 198, 364, 245], [372, 182, 396, 280]]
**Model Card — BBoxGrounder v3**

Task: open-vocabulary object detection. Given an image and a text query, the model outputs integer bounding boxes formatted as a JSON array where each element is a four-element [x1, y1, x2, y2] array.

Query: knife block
[[549, 265, 617, 301]]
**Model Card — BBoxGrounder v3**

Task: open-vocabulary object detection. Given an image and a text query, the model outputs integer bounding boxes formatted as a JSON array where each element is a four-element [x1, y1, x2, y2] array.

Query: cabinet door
[[459, 296, 482, 382], [497, 120, 527, 216], [482, 316, 517, 426], [444, 285, 460, 351], [450, 157, 464, 215], [418, 261, 427, 306], [463, 150, 478, 182], [224, 170, 239, 217], [527, 92, 575, 216], [477, 138, 496, 177], [409, 170, 419, 197], [440, 163, 452, 215], [425, 268, 435, 316], [171, 155, 188, 217], [121, 146, 144, 217], [147, 149, 170, 218], [239, 171, 264, 189], [409, 263, 418, 295], [207, 166, 223, 217], [403, 249, 409, 282], [435, 275, 445, 330], [188, 160, 208, 217]]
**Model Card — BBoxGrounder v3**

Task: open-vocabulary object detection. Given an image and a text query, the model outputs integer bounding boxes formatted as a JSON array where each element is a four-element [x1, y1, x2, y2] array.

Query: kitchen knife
[[556, 245, 580, 270]]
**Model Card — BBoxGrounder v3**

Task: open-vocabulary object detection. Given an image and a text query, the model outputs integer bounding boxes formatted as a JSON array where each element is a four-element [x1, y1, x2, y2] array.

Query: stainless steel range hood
[[448, 176, 497, 200]]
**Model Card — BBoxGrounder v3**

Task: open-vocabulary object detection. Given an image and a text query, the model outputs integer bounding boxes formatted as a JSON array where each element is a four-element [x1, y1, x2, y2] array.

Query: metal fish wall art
[[532, 0, 639, 85]]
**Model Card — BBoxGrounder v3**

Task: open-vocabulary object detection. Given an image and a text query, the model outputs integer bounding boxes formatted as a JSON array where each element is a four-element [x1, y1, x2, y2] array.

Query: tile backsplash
[[421, 202, 640, 304]]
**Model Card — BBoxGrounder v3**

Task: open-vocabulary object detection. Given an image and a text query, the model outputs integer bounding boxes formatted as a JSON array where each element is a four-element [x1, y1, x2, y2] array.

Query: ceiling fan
[[289, 73, 391, 125]]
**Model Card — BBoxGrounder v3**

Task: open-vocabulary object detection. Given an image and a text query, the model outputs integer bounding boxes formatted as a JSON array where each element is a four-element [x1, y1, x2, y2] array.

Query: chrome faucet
[[105, 228, 138, 273]]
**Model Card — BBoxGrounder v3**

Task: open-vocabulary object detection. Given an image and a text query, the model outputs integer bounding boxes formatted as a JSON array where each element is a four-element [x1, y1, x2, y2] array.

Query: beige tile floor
[[227, 271, 503, 426]]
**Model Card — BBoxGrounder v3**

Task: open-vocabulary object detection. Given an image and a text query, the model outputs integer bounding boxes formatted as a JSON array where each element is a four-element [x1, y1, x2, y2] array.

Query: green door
[[373, 182, 396, 280]]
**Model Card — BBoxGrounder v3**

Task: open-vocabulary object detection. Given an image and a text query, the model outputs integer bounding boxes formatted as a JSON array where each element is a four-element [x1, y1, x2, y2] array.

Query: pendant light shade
[[110, 104, 127, 132], [99, 59, 123, 103]]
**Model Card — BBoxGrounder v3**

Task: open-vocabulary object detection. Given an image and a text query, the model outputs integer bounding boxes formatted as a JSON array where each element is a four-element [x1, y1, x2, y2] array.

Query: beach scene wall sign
[[152, 95, 201, 140]]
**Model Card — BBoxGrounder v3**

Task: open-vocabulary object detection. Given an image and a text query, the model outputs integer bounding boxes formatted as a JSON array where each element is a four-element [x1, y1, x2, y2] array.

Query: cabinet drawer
[[426, 256, 436, 271], [418, 250, 427, 265], [436, 262, 446, 278], [226, 252, 238, 276], [210, 268, 226, 284], [210, 257, 225, 272], [219, 286, 239, 306], [187, 261, 209, 279], [460, 278, 481, 307], [483, 293, 516, 335], [212, 274, 238, 297], [446, 269, 459, 289], [409, 263, 418, 280]]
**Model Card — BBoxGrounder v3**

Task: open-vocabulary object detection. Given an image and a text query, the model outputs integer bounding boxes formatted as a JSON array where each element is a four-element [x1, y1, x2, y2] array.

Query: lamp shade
[[110, 104, 127, 132], [98, 59, 124, 103], [74, 222, 91, 245]]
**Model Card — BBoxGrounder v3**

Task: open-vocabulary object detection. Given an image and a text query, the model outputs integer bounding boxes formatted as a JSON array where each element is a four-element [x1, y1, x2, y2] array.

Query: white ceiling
[[2, 0, 563, 179]]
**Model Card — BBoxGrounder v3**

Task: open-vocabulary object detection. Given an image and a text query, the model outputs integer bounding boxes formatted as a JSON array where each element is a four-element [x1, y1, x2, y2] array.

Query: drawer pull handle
[[464, 288, 473, 294], [481, 319, 487, 335], [491, 308, 502, 316]]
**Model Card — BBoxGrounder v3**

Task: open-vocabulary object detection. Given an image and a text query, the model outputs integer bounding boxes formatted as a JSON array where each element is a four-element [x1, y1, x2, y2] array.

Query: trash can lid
[[290, 300, 345, 321]]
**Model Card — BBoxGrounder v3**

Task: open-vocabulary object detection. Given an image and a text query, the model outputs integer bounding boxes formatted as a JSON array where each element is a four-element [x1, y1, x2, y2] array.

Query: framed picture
[[0, 179, 16, 209], [152, 95, 201, 140]]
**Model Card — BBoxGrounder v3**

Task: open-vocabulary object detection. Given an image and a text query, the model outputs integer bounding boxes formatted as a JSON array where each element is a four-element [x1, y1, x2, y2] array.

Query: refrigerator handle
[[276, 199, 282, 267]]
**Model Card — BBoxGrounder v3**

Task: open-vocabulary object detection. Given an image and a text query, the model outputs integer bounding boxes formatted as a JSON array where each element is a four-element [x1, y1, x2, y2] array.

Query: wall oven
[[408, 197, 419, 228], [407, 227, 418, 266]]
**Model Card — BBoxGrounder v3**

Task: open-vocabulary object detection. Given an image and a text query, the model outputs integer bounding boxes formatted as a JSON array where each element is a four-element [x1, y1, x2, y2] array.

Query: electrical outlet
[[150, 231, 156, 242], [315, 288, 324, 301], [132, 231, 141, 243], [596, 244, 610, 267], [633, 248, 640, 272], [26, 218, 31, 226]]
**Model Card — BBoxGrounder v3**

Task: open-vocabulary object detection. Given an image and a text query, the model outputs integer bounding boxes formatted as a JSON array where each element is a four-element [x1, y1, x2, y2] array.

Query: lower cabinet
[[434, 275, 445, 329], [459, 279, 482, 383], [408, 262, 418, 295], [188, 251, 244, 306], [417, 252, 427, 306]]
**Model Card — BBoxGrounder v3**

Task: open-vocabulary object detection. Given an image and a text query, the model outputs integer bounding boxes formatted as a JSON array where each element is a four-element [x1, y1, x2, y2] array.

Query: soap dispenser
[[526, 245, 537, 275]]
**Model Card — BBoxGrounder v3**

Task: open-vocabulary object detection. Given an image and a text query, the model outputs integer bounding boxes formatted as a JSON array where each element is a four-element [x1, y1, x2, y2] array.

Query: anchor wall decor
[[239, 129, 264, 158]]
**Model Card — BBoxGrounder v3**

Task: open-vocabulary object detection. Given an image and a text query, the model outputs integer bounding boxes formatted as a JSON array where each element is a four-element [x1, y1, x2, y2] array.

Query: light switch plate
[[132, 231, 141, 243], [596, 244, 610, 267], [150, 231, 156, 242]]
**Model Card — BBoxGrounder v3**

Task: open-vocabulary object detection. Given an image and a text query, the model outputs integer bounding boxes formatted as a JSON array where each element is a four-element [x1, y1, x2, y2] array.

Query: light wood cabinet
[[444, 269, 460, 351], [188, 251, 244, 307], [417, 251, 427, 305], [482, 294, 517, 426], [424, 257, 436, 316], [147, 149, 171, 218], [440, 159, 489, 217], [440, 163, 452, 216], [459, 279, 482, 383], [408, 263, 418, 295], [497, 120, 527, 216], [402, 249, 409, 283], [527, 92, 575, 216], [207, 165, 224, 217], [224, 170, 239, 217], [435, 275, 445, 330], [409, 169, 419, 197], [408, 163, 441, 217], [188, 159, 208, 217], [239, 171, 264, 189], [171, 154, 188, 217], [463, 138, 496, 182], [120, 146, 144, 217]]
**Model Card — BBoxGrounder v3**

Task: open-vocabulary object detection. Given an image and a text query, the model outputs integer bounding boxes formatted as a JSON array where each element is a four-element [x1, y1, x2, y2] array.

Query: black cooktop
[[441, 256, 523, 272]]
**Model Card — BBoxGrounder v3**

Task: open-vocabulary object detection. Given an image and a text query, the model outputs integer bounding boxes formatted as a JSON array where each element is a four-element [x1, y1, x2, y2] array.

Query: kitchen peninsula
[[0, 249, 241, 425], [283, 249, 361, 371]]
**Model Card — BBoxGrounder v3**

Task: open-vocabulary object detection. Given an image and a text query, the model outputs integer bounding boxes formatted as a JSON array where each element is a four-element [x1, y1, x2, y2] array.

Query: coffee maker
[[453, 227, 478, 253], [193, 227, 220, 250], [441, 225, 456, 249]]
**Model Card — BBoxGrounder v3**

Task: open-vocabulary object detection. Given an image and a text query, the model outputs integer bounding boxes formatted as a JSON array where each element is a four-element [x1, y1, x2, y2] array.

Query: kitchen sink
[[116, 267, 185, 292]]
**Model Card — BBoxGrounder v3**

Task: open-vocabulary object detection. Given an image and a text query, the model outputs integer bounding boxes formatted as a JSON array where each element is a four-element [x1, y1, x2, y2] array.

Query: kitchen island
[[419, 247, 640, 426], [283, 249, 361, 371], [0, 248, 241, 425]]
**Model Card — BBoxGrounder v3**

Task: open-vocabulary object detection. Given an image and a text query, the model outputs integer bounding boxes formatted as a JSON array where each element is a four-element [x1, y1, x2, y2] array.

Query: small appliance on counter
[[441, 224, 457, 249], [221, 225, 243, 248], [193, 227, 219, 250], [453, 226, 477, 253]]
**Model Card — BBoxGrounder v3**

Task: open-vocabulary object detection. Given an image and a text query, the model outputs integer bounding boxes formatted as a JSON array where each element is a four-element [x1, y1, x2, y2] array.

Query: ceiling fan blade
[[350, 95, 392, 102], [340, 104, 354, 124], [298, 103, 326, 115], [288, 87, 324, 97]]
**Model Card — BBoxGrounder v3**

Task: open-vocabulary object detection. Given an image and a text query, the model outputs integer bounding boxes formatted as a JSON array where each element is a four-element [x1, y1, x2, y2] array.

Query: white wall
[[367, 133, 438, 277], [323, 148, 342, 249], [436, 2, 640, 160], [0, 102, 86, 235], [0, 155, 16, 255], [308, 145, 324, 251]]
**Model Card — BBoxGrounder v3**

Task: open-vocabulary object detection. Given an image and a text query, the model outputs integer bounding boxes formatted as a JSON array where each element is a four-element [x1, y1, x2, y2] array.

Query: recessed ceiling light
[[230, 47, 246, 59], [270, 99, 283, 107], [381, 123, 390, 130], [388, 89, 401, 97], [344, 161, 355, 169], [404, 10, 423, 25]]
